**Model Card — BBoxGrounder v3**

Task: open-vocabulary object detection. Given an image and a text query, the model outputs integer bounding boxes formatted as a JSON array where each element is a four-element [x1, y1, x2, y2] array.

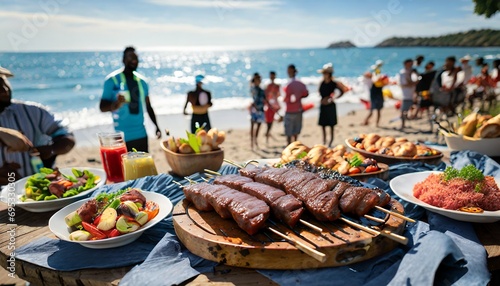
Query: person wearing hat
[[283, 64, 309, 145], [317, 63, 346, 147], [183, 74, 212, 133], [460, 55, 473, 84], [100, 46, 161, 152], [0, 67, 75, 185]]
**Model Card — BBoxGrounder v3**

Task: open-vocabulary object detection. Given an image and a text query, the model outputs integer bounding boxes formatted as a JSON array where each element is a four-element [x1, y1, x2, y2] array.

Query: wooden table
[[0, 203, 278, 286], [2, 203, 500, 286]]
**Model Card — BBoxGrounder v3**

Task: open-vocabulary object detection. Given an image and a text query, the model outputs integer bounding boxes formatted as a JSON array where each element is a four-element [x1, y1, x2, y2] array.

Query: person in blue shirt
[[100, 46, 161, 152]]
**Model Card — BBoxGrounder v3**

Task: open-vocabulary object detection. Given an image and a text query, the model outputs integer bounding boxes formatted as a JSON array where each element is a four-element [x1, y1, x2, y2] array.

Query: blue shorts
[[284, 112, 302, 137], [251, 111, 265, 123]]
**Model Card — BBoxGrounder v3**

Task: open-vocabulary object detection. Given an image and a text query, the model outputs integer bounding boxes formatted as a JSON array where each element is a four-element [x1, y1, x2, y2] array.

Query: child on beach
[[250, 73, 266, 149], [264, 71, 281, 144]]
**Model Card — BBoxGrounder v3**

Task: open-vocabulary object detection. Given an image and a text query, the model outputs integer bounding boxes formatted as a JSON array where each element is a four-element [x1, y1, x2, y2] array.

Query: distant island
[[375, 29, 499, 47], [327, 41, 356, 48]]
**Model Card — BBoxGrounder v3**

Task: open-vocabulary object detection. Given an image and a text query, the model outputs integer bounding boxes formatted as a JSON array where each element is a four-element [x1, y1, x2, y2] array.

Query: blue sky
[[0, 0, 498, 52]]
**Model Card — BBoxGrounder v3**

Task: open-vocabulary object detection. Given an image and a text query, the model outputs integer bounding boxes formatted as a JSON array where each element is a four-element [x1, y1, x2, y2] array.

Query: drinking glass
[[121, 152, 158, 181], [98, 132, 127, 182]]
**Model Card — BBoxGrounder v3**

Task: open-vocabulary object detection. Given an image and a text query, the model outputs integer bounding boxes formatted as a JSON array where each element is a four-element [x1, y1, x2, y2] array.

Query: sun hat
[[195, 74, 204, 84], [317, 63, 334, 74], [460, 55, 472, 61], [0, 66, 13, 78], [375, 60, 384, 67]]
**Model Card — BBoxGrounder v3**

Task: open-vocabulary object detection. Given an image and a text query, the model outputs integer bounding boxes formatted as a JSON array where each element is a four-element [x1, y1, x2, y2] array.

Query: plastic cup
[[98, 132, 127, 183], [121, 152, 158, 181]]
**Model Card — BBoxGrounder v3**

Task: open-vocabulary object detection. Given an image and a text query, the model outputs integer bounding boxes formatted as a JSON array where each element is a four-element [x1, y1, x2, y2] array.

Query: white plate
[[0, 167, 106, 212], [390, 171, 500, 223], [49, 191, 172, 249]]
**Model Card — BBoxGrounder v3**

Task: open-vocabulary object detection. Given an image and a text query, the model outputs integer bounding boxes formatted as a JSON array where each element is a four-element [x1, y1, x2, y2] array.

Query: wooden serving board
[[173, 199, 407, 270]]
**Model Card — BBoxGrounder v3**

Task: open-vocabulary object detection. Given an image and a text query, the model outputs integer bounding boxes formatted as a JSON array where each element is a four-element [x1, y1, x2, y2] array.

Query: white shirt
[[399, 69, 417, 100], [462, 63, 472, 83]]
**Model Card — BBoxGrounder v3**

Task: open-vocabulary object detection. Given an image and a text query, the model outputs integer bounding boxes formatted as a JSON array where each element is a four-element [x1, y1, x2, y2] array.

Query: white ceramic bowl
[[0, 167, 106, 212], [49, 191, 173, 249], [444, 134, 500, 157], [391, 171, 500, 223]]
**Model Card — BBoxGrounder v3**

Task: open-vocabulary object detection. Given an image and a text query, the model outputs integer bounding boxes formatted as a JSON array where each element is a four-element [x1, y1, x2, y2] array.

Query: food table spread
[[1, 151, 500, 285]]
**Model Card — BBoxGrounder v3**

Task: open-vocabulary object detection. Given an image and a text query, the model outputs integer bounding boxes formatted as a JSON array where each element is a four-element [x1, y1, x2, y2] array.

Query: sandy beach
[[55, 103, 449, 174]]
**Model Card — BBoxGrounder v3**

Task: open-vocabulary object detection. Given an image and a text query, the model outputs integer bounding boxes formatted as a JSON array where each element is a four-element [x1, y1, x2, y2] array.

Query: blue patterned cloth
[[16, 151, 496, 285]]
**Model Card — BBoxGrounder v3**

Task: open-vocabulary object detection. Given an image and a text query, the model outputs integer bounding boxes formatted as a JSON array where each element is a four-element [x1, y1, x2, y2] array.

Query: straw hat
[[460, 55, 472, 62], [0, 66, 13, 78], [317, 63, 334, 74]]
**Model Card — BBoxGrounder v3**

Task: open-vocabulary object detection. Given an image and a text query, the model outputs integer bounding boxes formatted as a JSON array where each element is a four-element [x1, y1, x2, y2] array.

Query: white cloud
[[146, 0, 282, 10]]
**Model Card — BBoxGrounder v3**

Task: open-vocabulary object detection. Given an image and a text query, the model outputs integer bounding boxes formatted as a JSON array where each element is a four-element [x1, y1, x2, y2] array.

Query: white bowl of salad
[[49, 189, 172, 249], [0, 167, 106, 212]]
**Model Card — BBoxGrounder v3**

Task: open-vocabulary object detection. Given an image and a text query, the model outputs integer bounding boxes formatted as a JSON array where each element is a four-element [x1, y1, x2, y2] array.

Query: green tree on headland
[[473, 0, 499, 18]]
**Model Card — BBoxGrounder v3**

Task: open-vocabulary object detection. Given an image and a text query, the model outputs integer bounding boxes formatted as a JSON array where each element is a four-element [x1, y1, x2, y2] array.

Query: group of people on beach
[[249, 65, 309, 149], [362, 54, 500, 130], [2, 46, 500, 184]]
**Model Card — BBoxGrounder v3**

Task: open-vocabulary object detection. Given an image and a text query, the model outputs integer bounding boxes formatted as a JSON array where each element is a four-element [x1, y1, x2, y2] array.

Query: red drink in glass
[[97, 132, 127, 183], [100, 145, 127, 182]]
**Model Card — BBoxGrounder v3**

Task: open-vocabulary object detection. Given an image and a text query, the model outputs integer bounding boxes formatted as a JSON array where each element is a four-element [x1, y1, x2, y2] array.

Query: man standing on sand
[[399, 59, 418, 130], [100, 46, 161, 152], [183, 74, 213, 133], [0, 68, 75, 185], [283, 64, 308, 144]]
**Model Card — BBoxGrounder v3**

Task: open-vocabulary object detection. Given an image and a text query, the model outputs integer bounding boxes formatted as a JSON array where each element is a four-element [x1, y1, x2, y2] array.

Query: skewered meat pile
[[182, 182, 270, 235], [240, 161, 391, 220]]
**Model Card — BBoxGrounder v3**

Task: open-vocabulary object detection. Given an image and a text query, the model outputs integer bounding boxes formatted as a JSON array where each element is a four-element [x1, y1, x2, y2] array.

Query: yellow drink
[[122, 152, 158, 181]]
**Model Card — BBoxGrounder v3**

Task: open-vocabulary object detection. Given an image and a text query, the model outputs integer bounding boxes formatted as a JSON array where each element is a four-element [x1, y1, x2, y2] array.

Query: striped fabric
[[0, 100, 71, 178]]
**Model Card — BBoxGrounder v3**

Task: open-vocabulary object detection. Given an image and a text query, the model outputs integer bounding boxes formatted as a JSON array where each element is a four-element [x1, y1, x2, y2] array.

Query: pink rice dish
[[413, 173, 500, 211]]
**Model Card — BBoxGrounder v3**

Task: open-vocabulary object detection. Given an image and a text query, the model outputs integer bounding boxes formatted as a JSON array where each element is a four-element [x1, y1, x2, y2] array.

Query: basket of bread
[[161, 128, 225, 176], [443, 113, 500, 157], [346, 134, 443, 165]]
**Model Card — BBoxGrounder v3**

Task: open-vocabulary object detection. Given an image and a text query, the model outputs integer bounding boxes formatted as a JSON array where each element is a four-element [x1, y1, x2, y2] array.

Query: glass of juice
[[98, 132, 127, 183], [122, 152, 158, 181]]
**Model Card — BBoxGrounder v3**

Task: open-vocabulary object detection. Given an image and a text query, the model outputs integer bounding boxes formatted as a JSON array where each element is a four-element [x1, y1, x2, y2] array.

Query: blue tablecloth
[[15, 151, 497, 285]]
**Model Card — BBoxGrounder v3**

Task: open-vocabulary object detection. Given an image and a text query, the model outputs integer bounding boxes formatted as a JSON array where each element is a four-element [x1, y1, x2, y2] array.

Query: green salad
[[22, 168, 99, 202]]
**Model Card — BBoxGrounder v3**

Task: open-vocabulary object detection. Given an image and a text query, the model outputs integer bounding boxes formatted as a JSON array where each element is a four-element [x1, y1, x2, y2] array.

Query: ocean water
[[1, 47, 498, 131]]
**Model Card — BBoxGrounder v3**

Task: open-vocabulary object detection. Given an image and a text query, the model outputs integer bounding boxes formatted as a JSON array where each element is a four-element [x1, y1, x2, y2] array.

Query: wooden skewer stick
[[340, 217, 408, 245], [204, 169, 222, 176], [172, 180, 183, 187], [204, 169, 324, 233], [267, 227, 327, 263], [223, 159, 244, 168], [298, 219, 323, 233], [244, 160, 260, 167], [374, 206, 416, 223], [184, 177, 197, 185], [363, 214, 386, 224]]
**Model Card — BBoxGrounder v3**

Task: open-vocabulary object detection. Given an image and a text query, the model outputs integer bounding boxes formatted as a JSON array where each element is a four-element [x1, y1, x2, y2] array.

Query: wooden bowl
[[160, 141, 224, 177], [345, 139, 443, 165]]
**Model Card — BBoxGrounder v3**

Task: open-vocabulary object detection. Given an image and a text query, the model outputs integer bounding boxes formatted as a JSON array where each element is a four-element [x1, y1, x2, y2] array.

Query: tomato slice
[[145, 201, 160, 220], [82, 222, 106, 239], [365, 165, 380, 173], [93, 215, 101, 226], [102, 228, 121, 238]]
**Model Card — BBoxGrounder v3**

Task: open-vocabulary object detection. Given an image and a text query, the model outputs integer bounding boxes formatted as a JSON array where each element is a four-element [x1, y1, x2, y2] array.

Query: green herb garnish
[[443, 165, 484, 182], [297, 151, 308, 159], [348, 154, 362, 167], [443, 164, 485, 192]]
